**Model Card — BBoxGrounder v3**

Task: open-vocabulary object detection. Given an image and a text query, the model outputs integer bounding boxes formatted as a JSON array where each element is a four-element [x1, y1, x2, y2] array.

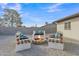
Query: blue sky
[[0, 3, 79, 27]]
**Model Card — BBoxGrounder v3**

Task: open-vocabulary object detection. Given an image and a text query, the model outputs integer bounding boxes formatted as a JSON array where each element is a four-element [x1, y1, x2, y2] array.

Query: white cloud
[[21, 12, 29, 17], [15, 4, 21, 11], [0, 3, 8, 9], [0, 3, 22, 12], [22, 23, 44, 27], [48, 3, 62, 9], [6, 3, 22, 12], [22, 12, 43, 22], [21, 12, 45, 27], [10, 3, 21, 12], [47, 8, 61, 13], [42, 3, 63, 13], [29, 16, 43, 22]]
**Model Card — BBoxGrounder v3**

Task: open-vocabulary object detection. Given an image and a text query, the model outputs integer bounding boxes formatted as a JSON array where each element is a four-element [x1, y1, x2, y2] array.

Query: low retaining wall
[[0, 27, 35, 35]]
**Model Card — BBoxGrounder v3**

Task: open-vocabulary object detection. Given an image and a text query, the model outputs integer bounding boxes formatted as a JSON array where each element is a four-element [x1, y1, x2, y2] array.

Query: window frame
[[64, 21, 71, 30]]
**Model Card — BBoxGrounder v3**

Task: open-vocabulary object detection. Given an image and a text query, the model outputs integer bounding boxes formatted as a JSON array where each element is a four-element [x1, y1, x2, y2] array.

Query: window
[[64, 23, 67, 30], [68, 22, 71, 30], [64, 22, 71, 30]]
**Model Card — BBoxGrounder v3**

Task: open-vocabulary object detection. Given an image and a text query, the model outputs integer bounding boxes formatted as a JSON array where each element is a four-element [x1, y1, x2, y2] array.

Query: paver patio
[[0, 35, 79, 56]]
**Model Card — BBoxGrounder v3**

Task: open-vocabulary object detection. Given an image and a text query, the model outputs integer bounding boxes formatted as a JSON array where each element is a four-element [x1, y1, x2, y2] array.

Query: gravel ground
[[0, 35, 79, 56]]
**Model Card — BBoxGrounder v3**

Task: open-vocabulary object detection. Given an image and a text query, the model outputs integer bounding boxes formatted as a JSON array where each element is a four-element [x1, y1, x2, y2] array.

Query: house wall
[[57, 17, 79, 41]]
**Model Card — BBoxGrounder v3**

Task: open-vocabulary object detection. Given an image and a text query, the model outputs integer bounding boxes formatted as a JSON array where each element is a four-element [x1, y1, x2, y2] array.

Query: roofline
[[54, 13, 79, 23]]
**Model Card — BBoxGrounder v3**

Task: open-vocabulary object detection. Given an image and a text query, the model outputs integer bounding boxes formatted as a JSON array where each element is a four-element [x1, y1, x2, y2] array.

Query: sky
[[0, 3, 79, 27]]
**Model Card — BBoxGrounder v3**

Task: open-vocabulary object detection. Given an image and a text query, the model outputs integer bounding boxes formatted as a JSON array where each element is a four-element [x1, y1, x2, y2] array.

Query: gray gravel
[[0, 35, 79, 56]]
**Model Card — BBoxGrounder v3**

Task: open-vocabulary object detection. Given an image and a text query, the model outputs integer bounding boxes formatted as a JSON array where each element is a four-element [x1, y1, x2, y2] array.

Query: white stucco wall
[[57, 17, 79, 41]]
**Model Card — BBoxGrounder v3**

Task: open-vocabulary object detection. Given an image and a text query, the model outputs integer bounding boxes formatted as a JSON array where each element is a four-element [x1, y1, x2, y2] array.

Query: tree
[[45, 22, 48, 25], [3, 8, 22, 27]]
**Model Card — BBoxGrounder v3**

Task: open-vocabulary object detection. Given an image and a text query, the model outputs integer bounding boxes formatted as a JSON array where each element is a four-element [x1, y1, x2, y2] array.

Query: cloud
[[42, 3, 63, 13], [0, 3, 8, 9], [48, 3, 62, 9], [47, 8, 61, 13], [0, 3, 22, 12], [21, 12, 29, 17], [15, 4, 21, 11], [22, 23, 44, 27], [28, 16, 43, 22], [22, 12, 43, 22], [21, 12, 45, 27], [9, 3, 22, 12], [0, 3, 9, 14]]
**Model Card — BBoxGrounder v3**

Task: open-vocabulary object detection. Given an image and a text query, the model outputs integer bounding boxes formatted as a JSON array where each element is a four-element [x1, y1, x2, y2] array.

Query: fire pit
[[32, 29, 46, 44]]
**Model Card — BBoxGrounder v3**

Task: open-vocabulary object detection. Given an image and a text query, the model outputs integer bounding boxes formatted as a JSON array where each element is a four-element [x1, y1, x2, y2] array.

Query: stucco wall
[[57, 17, 79, 41]]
